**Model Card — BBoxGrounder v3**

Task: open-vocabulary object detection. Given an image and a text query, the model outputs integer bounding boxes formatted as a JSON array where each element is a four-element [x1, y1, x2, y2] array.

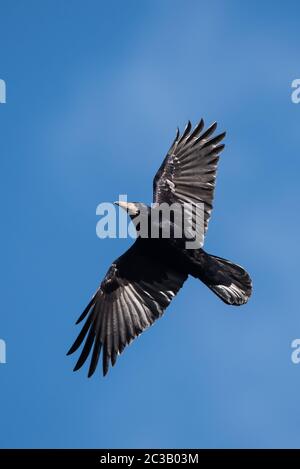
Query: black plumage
[[68, 119, 252, 376]]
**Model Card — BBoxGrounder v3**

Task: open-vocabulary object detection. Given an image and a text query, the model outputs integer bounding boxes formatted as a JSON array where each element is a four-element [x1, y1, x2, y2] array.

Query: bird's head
[[114, 201, 149, 220]]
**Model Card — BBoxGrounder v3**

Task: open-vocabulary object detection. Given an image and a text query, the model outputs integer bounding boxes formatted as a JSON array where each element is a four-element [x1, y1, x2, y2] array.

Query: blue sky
[[1, 0, 300, 449]]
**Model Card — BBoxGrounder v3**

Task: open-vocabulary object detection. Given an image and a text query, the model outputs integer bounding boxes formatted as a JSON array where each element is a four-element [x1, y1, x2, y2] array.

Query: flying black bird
[[68, 119, 252, 377]]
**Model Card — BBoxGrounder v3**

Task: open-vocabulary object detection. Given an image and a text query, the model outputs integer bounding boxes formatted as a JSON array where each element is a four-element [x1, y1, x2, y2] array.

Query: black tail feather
[[190, 250, 252, 305]]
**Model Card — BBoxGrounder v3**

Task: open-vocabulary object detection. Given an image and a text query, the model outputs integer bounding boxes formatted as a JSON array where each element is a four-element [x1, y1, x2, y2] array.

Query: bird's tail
[[189, 250, 252, 305]]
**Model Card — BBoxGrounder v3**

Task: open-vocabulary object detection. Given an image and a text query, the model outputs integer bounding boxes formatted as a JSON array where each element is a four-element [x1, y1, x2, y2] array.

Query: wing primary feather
[[209, 143, 225, 155], [172, 127, 180, 147], [178, 120, 192, 144], [122, 286, 143, 335], [197, 121, 218, 142], [87, 303, 103, 378], [73, 315, 97, 371], [119, 289, 135, 343], [75, 293, 97, 325], [67, 307, 96, 355], [110, 298, 119, 366], [105, 302, 113, 373], [103, 339, 110, 377], [185, 119, 204, 143], [202, 132, 226, 149], [134, 282, 162, 319], [101, 301, 110, 376], [126, 283, 150, 329], [115, 296, 127, 352]]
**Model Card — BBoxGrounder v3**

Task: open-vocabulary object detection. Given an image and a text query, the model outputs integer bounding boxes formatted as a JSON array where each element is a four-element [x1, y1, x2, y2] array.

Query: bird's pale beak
[[114, 201, 128, 211]]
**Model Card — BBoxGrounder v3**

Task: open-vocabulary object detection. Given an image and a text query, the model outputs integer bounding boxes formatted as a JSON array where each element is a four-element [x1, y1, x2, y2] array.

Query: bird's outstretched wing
[[67, 240, 187, 376], [153, 119, 226, 247]]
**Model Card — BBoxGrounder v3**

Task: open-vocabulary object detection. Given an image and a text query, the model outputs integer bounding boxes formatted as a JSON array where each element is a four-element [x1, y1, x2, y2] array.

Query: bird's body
[[68, 119, 252, 376]]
